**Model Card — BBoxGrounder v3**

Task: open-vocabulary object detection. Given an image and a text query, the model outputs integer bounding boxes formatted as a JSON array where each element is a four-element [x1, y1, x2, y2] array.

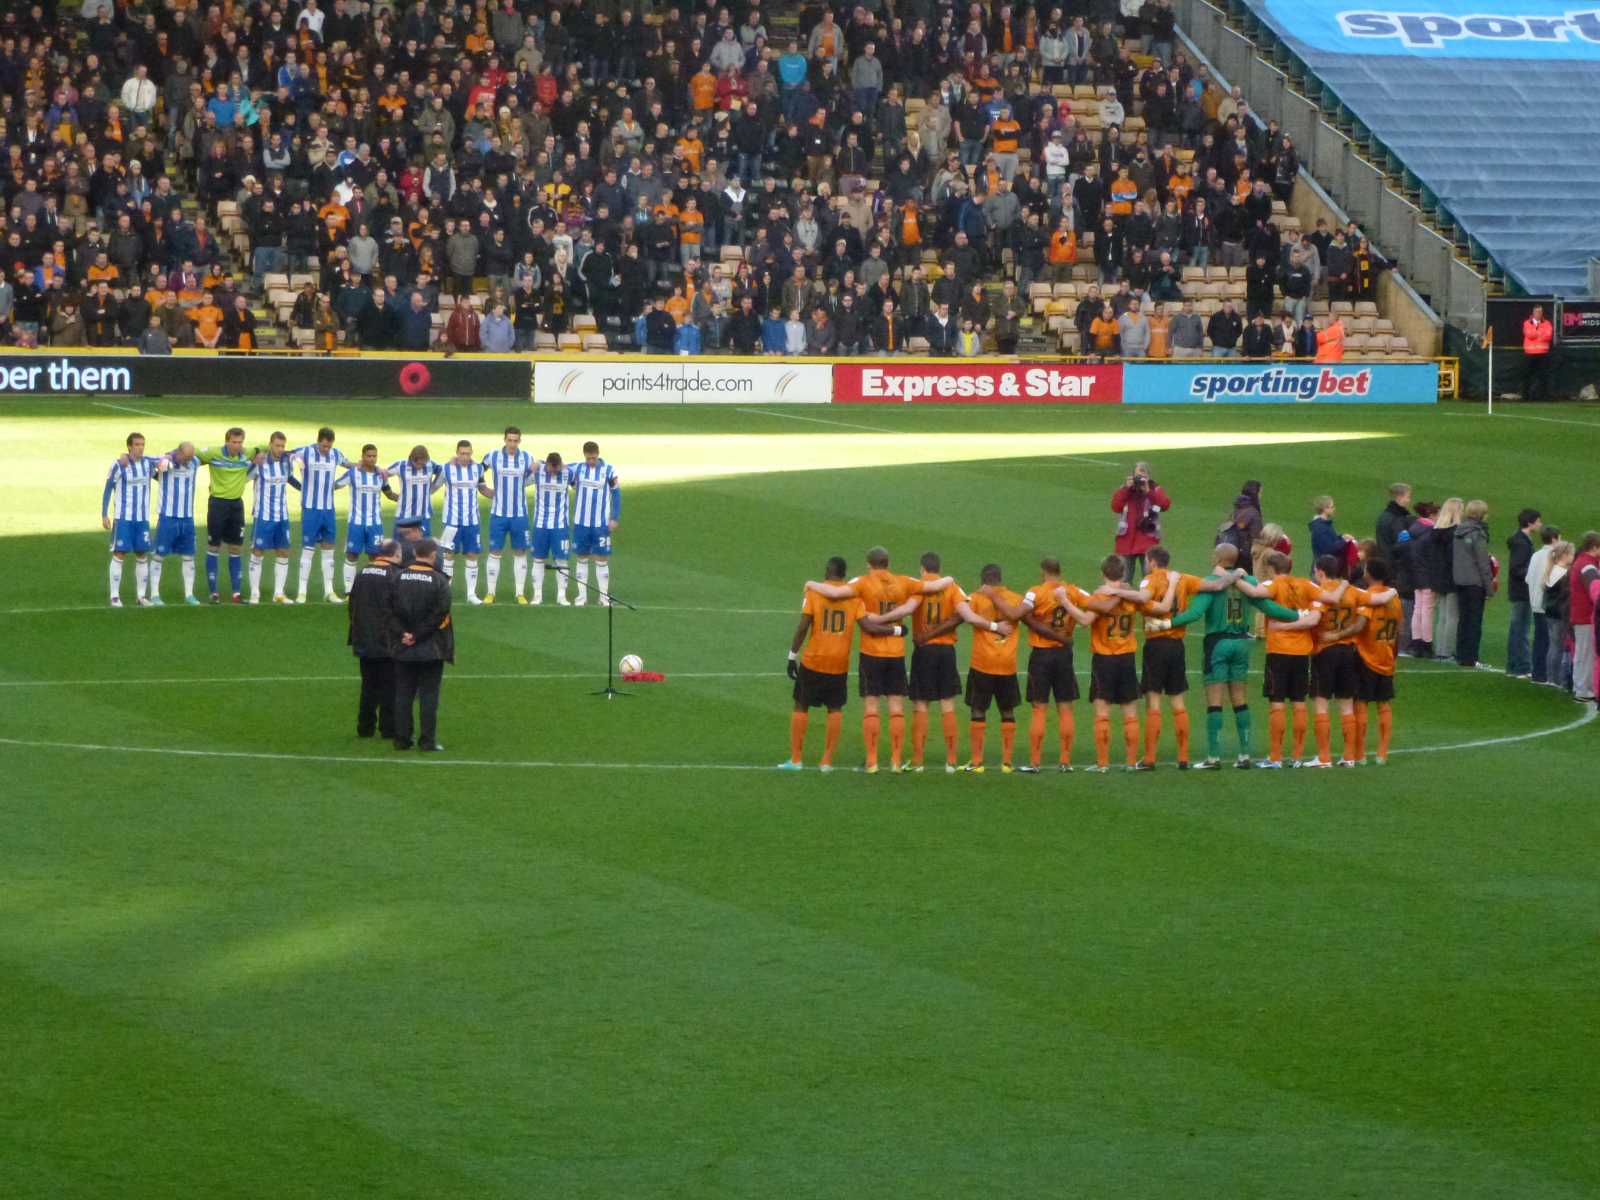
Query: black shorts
[[793, 664, 847, 710], [909, 643, 961, 701], [858, 652, 909, 698], [1312, 643, 1362, 700], [1357, 662, 1395, 703], [1140, 637, 1189, 695], [1089, 652, 1140, 705], [1026, 647, 1079, 703], [206, 496, 245, 547], [965, 668, 1021, 715], [1263, 652, 1311, 702]]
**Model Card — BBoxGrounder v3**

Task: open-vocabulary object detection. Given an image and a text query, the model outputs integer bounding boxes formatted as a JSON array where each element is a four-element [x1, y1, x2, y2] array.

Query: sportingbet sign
[[1248, 0, 1600, 58], [534, 359, 832, 404], [1123, 361, 1437, 404], [833, 362, 1123, 403]]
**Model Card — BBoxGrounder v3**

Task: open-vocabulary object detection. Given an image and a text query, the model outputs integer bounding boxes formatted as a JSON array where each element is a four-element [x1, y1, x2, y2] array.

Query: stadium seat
[[557, 334, 582, 352], [1027, 282, 1052, 300], [1051, 282, 1075, 298], [573, 313, 598, 332], [582, 334, 609, 351], [1331, 301, 1355, 315], [263, 273, 289, 292], [1355, 301, 1380, 316], [906, 336, 931, 353], [535, 332, 558, 350]]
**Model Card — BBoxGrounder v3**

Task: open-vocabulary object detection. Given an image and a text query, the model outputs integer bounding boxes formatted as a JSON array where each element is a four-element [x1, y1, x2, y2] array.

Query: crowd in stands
[[0, 0, 1398, 356]]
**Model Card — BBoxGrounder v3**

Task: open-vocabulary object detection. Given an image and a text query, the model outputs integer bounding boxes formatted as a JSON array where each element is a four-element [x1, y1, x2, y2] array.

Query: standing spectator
[[443, 296, 482, 353], [444, 222, 480, 296], [1218, 480, 1264, 559], [1400, 502, 1439, 658], [1241, 311, 1274, 359], [1169, 298, 1204, 358], [1451, 500, 1495, 669], [1117, 299, 1151, 359], [1206, 299, 1242, 356], [1527, 526, 1562, 683], [1540, 541, 1576, 691], [347, 540, 398, 742], [481, 303, 515, 354], [1309, 495, 1358, 574], [1569, 531, 1600, 703], [1375, 482, 1414, 651], [399, 292, 433, 352], [389, 538, 454, 752], [1111, 462, 1171, 581], [137, 313, 173, 355], [1521, 304, 1554, 402], [1504, 508, 1542, 677], [1315, 313, 1346, 361], [121, 65, 158, 128], [1428, 498, 1465, 661]]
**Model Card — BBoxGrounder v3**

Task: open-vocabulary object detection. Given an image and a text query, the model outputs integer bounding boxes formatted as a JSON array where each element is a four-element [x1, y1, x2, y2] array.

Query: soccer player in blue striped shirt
[[440, 439, 488, 603], [247, 432, 297, 604], [385, 445, 443, 536], [337, 445, 391, 591], [479, 426, 534, 604], [102, 432, 157, 607], [570, 440, 621, 606], [292, 426, 349, 604], [530, 451, 575, 605], [149, 442, 203, 605]]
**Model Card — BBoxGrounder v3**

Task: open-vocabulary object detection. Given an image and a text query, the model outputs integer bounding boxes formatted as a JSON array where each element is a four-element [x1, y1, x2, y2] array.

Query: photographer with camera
[[1111, 462, 1172, 582]]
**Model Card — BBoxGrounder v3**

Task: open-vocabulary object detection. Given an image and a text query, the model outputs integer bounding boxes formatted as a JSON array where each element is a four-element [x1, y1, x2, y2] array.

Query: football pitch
[[3, 396, 1598, 1197]]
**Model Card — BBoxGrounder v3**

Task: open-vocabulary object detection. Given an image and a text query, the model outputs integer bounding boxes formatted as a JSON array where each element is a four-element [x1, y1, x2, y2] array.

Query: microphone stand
[[551, 562, 637, 699]]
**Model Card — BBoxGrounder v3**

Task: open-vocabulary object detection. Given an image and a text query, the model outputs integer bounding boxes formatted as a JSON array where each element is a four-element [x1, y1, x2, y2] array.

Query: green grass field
[[3, 397, 1598, 1198]]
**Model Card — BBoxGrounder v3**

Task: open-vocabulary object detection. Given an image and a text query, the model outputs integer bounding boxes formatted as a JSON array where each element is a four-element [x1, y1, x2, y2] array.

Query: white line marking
[[1442, 411, 1600, 430], [1, 602, 798, 617], [1388, 702, 1596, 754], [92, 401, 168, 418], [0, 671, 783, 688], [734, 406, 890, 433], [1057, 454, 1128, 468]]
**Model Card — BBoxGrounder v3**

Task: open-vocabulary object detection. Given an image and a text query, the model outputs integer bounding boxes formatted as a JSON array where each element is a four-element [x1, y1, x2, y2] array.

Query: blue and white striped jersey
[[157, 456, 200, 520], [105, 457, 156, 522], [337, 466, 388, 526], [441, 461, 485, 527], [480, 447, 533, 518], [387, 459, 442, 522], [250, 454, 295, 522], [293, 445, 348, 511], [571, 458, 619, 527], [531, 463, 574, 529]]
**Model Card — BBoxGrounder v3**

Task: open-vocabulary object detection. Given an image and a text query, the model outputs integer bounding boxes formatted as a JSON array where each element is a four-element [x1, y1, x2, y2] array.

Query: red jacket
[[1522, 317, 1552, 355], [1111, 481, 1172, 555]]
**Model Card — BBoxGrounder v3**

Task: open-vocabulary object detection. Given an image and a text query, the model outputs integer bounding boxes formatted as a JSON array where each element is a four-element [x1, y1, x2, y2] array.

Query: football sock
[[485, 554, 501, 596], [1291, 707, 1308, 760], [1233, 705, 1252, 757], [343, 559, 358, 591], [181, 556, 196, 596], [1093, 713, 1110, 768], [822, 711, 842, 765], [1206, 705, 1224, 758], [1029, 706, 1046, 766], [1355, 707, 1369, 760], [1378, 704, 1393, 757], [1122, 714, 1140, 766], [1173, 709, 1191, 761], [149, 556, 163, 596], [228, 554, 242, 593], [1268, 707, 1286, 761], [789, 711, 807, 763], [1057, 704, 1075, 764], [205, 552, 219, 593], [1143, 707, 1162, 763], [320, 547, 335, 593], [862, 712, 881, 768], [108, 557, 123, 599], [274, 557, 289, 597], [134, 557, 148, 597], [999, 719, 1015, 766], [596, 561, 610, 596], [575, 558, 590, 603], [1340, 712, 1358, 760], [888, 712, 905, 766], [941, 709, 958, 764], [527, 558, 541, 597], [911, 709, 929, 765], [248, 555, 263, 600], [969, 719, 986, 765], [1314, 712, 1332, 763], [298, 546, 314, 597], [465, 559, 479, 596]]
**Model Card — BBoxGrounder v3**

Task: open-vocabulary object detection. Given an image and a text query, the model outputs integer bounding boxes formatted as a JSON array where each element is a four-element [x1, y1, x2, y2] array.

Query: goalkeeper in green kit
[[1147, 543, 1313, 769]]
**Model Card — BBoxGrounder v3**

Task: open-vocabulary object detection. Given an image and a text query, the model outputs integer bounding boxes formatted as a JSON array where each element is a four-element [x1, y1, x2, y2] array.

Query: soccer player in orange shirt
[[780, 556, 909, 771], [805, 547, 955, 772], [1134, 545, 1229, 769], [906, 552, 971, 773], [1019, 558, 1104, 772], [1085, 556, 1145, 772], [1307, 554, 1399, 767], [1352, 558, 1402, 765], [963, 564, 1029, 773]]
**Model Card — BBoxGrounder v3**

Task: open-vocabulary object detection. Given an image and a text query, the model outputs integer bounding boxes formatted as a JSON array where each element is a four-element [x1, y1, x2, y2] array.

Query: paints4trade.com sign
[[832, 362, 1124, 404]]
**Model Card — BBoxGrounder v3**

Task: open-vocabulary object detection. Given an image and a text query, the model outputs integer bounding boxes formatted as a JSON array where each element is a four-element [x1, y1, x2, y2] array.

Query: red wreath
[[622, 671, 666, 683], [398, 361, 432, 395]]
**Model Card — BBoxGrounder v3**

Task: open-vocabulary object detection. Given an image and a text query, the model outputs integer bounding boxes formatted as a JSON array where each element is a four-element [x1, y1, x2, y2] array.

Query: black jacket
[[1506, 529, 1535, 604], [389, 562, 455, 663], [1425, 523, 1457, 595], [1374, 499, 1412, 562], [347, 560, 398, 657]]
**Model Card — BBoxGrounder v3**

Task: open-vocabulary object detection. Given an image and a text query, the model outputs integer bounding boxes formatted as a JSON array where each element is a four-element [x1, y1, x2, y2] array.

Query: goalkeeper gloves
[[786, 651, 799, 680], [1148, 618, 1172, 632]]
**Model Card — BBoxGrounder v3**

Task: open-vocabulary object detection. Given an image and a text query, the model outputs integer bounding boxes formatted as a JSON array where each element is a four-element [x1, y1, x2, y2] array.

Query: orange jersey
[[1089, 594, 1139, 656], [800, 589, 863, 675], [1314, 585, 1375, 652], [846, 570, 923, 657], [967, 588, 1022, 675], [912, 576, 967, 647], [1356, 593, 1403, 676], [1264, 576, 1322, 656], [1141, 569, 1201, 640], [1024, 579, 1088, 649]]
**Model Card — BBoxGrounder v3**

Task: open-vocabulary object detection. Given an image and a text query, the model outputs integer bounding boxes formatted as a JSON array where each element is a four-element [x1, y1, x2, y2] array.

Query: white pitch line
[[1058, 454, 1128, 468], [1388, 702, 1596, 754], [0, 670, 783, 688], [1, 602, 797, 618], [734, 406, 890, 434], [92, 401, 169, 418], [1442, 410, 1600, 430]]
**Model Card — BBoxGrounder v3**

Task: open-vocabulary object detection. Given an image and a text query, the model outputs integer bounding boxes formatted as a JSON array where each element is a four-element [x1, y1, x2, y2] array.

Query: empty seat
[[557, 333, 582, 352], [582, 333, 609, 351], [535, 332, 558, 350], [263, 273, 288, 291], [1330, 301, 1355, 315], [1052, 282, 1076, 297], [572, 313, 598, 332], [906, 336, 930, 353], [1355, 300, 1379, 316], [1028, 282, 1053, 300], [1181, 266, 1205, 282]]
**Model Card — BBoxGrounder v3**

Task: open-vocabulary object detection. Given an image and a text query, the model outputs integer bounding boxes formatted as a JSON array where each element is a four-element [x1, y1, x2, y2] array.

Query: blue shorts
[[301, 508, 337, 546], [393, 516, 431, 538], [572, 525, 612, 557], [156, 517, 196, 557], [253, 519, 291, 551], [487, 513, 530, 552], [441, 524, 481, 555], [346, 522, 384, 557], [531, 526, 569, 560], [111, 519, 151, 555]]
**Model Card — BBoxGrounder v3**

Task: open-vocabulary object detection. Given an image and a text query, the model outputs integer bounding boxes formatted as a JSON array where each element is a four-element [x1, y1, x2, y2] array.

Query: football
[[619, 654, 643, 674]]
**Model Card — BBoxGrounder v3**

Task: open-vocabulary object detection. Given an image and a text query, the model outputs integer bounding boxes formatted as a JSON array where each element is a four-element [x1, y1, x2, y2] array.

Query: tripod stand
[[553, 562, 636, 699]]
